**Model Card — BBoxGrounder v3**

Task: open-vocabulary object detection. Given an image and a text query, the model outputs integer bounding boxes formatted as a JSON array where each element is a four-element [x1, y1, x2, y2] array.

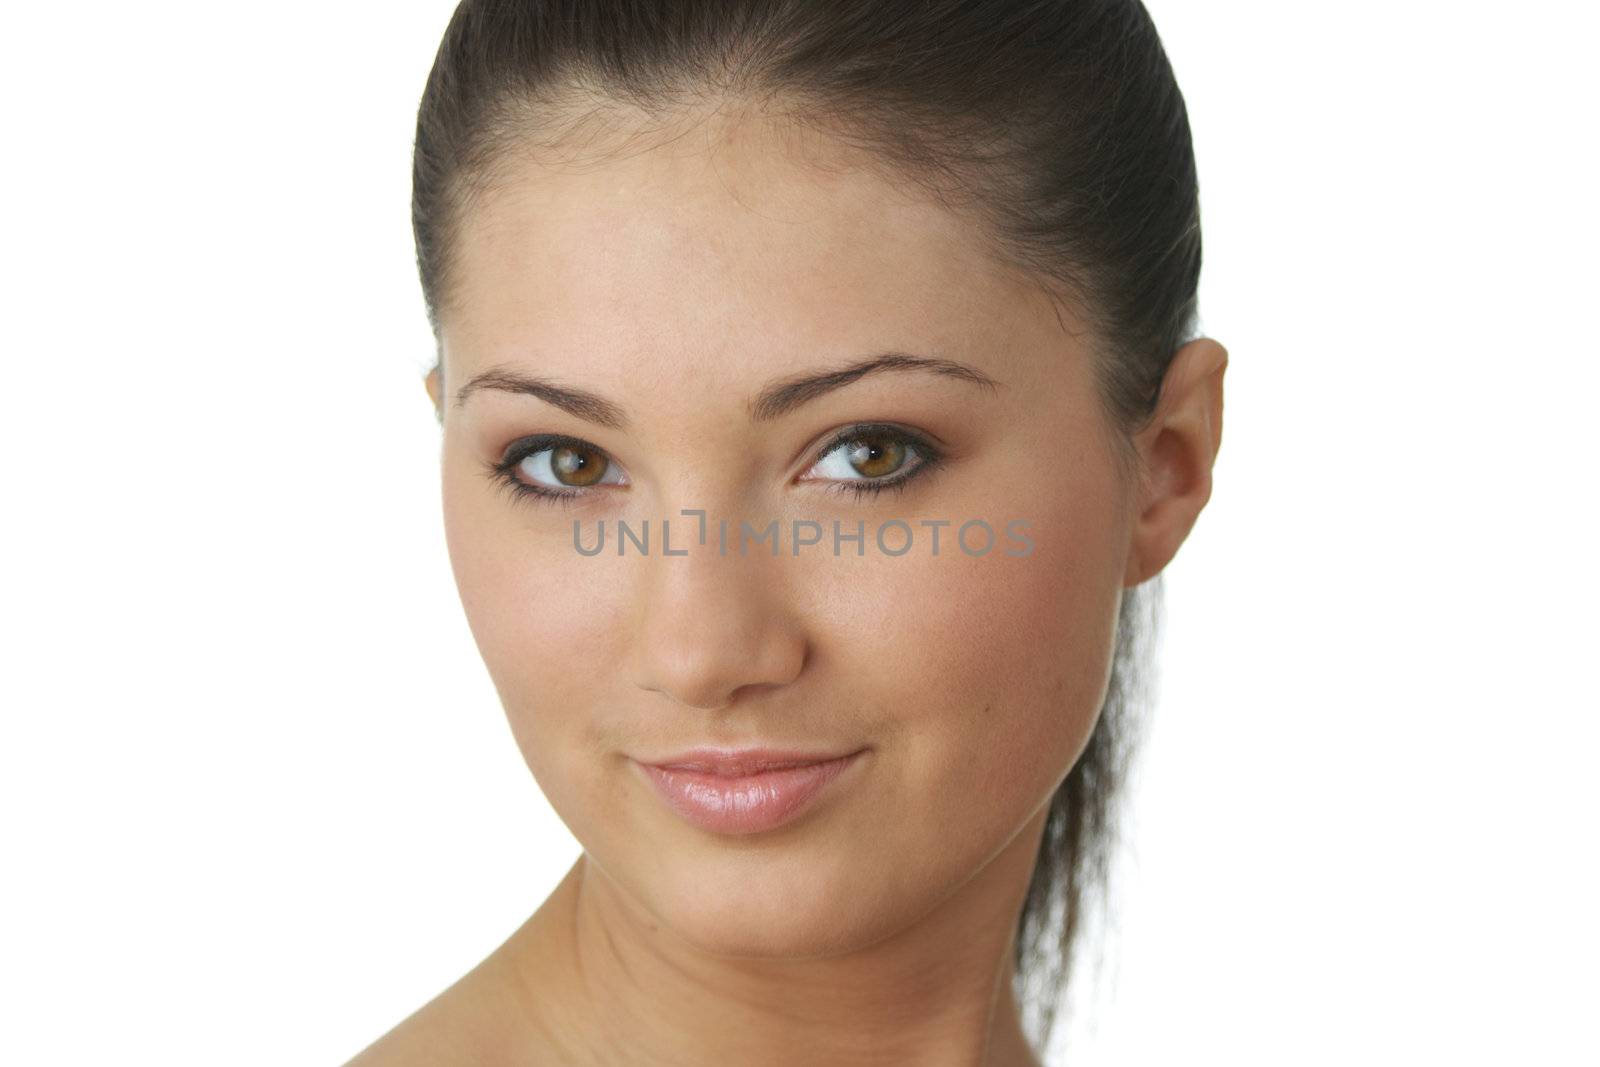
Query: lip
[[634, 747, 867, 836]]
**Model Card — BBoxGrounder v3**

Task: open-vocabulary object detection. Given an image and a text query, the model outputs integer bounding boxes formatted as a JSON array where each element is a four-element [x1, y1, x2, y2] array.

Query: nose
[[629, 541, 809, 711]]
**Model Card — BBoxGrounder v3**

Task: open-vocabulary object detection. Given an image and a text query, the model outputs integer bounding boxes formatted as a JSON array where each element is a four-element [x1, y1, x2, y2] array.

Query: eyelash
[[484, 423, 944, 509]]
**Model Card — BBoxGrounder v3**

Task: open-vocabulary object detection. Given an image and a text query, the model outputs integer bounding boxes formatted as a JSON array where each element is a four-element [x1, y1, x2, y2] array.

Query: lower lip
[[635, 752, 865, 836]]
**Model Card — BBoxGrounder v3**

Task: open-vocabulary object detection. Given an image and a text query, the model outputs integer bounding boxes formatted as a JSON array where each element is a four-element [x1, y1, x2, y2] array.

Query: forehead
[[440, 99, 1056, 397]]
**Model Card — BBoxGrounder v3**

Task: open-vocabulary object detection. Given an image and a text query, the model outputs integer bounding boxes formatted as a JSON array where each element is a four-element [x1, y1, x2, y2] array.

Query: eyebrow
[[452, 351, 1003, 428]]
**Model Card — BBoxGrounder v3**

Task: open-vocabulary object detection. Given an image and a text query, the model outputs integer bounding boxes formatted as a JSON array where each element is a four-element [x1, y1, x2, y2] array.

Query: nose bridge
[[629, 534, 808, 711]]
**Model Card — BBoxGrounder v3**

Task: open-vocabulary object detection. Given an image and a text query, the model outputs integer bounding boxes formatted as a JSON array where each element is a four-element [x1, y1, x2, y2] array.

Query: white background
[[2, 2, 1595, 1064]]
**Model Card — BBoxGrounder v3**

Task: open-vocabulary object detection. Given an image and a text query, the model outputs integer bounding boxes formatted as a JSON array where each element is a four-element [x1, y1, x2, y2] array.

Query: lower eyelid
[[818, 452, 940, 493]]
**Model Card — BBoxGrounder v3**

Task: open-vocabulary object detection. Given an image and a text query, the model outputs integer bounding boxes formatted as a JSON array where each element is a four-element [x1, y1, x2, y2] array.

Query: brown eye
[[507, 439, 627, 493], [801, 422, 946, 501], [549, 444, 609, 486], [842, 433, 907, 478], [804, 426, 936, 497]]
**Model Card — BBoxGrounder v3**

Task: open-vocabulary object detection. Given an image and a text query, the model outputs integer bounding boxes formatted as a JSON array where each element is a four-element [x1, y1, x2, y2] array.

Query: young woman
[[350, 1, 1225, 1063]]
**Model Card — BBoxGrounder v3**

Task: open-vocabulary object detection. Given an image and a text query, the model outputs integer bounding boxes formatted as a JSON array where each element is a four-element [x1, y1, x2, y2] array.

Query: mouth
[[633, 748, 867, 836], [644, 746, 864, 777]]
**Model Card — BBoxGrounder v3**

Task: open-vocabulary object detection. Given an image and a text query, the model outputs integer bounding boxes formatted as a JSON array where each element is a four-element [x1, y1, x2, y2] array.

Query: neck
[[508, 810, 1049, 1067]]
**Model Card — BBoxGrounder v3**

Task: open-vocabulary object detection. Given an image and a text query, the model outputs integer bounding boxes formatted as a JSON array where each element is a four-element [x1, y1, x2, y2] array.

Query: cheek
[[827, 498, 1125, 863], [439, 458, 628, 790]]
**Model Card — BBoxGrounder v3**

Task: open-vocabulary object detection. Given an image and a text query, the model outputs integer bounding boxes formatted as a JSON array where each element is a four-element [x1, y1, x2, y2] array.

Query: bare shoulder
[[339, 959, 501, 1067], [340, 943, 564, 1066], [345, 865, 587, 1065]]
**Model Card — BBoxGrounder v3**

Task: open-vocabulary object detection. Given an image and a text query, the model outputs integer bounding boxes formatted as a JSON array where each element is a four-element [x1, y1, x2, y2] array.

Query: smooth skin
[[349, 96, 1224, 1067]]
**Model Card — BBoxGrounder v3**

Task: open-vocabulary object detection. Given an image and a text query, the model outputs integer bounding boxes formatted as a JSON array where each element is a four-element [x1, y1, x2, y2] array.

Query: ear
[[424, 364, 443, 422], [1123, 337, 1227, 587]]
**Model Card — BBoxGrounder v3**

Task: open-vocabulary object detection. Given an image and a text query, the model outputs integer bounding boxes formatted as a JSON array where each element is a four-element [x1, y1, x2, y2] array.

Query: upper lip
[[639, 746, 865, 777]]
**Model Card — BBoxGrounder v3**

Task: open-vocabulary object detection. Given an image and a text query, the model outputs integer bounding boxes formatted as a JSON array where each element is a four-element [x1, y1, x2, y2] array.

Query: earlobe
[[424, 364, 443, 420], [1123, 338, 1228, 587]]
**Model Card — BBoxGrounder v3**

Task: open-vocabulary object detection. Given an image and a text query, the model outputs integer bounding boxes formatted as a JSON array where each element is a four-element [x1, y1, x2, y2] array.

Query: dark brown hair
[[412, 0, 1197, 1054]]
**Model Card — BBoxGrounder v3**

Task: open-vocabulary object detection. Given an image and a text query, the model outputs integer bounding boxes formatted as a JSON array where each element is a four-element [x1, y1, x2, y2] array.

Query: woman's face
[[433, 104, 1135, 957]]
